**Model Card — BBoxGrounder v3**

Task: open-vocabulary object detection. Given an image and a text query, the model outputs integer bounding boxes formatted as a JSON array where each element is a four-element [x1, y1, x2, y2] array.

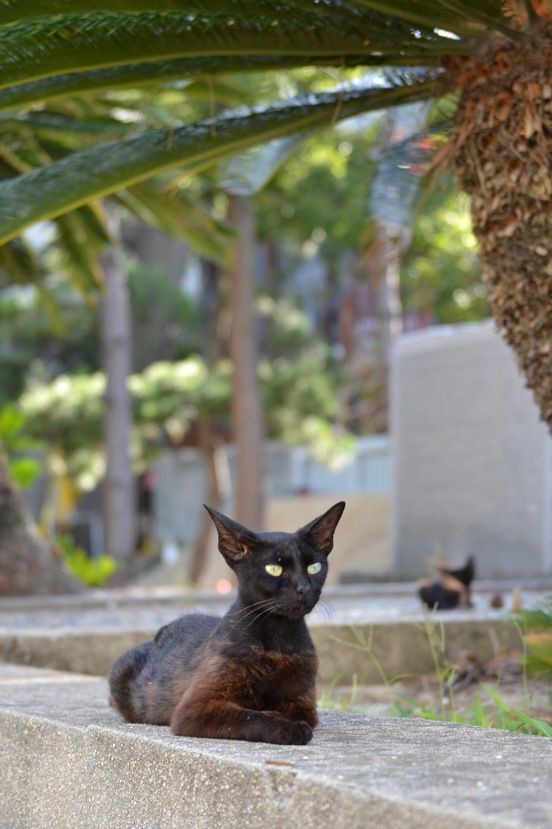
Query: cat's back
[[152, 612, 221, 659]]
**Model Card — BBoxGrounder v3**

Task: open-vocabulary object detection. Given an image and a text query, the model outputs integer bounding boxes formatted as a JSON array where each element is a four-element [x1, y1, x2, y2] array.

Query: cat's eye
[[307, 562, 322, 575], [265, 563, 283, 577]]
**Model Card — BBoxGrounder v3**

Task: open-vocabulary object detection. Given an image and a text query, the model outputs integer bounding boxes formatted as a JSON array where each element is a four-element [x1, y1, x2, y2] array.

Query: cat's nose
[[296, 583, 309, 596]]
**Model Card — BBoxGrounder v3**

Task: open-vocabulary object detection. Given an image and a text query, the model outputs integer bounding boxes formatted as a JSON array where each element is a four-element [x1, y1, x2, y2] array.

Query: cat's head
[[205, 502, 345, 619]]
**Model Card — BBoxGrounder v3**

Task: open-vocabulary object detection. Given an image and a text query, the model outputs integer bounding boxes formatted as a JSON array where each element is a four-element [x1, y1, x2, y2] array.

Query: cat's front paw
[[289, 719, 313, 745], [271, 718, 312, 745]]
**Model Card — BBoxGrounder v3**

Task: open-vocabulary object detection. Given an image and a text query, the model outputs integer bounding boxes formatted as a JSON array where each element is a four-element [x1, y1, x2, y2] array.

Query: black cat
[[418, 556, 476, 610], [109, 501, 345, 745]]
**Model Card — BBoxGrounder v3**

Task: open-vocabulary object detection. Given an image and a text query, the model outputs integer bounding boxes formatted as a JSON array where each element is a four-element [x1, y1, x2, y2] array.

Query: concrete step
[[1, 663, 550, 829], [0, 609, 521, 683]]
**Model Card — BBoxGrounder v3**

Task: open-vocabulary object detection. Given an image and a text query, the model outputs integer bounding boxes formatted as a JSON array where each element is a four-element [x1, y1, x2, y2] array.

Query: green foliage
[[0, 284, 99, 404], [0, 404, 42, 489], [256, 129, 487, 327], [19, 373, 104, 490], [0, 262, 207, 400], [0, 1, 523, 253], [57, 534, 119, 587], [322, 615, 551, 738], [128, 262, 205, 371], [514, 599, 552, 632], [402, 184, 489, 323], [391, 685, 552, 738], [514, 597, 552, 680], [257, 129, 379, 265], [20, 310, 350, 489], [0, 81, 438, 245]]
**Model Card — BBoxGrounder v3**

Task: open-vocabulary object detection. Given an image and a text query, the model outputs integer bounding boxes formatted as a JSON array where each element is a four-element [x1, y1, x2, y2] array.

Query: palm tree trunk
[[99, 211, 135, 561], [188, 422, 223, 584], [378, 222, 405, 366], [449, 23, 552, 428], [0, 452, 82, 594], [228, 194, 265, 530]]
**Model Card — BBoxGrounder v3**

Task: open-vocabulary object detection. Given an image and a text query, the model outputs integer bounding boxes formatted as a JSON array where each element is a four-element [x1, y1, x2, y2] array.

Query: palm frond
[[0, 80, 441, 245], [55, 212, 104, 290], [220, 136, 307, 196], [116, 183, 233, 263], [0, 0, 367, 26], [436, 0, 522, 38], [0, 237, 40, 284], [0, 9, 472, 90], [0, 53, 432, 114], [369, 102, 431, 227], [351, 0, 491, 36], [351, 0, 516, 34]]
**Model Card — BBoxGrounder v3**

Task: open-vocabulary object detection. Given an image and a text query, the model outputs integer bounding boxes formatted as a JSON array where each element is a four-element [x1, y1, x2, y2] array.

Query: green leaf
[[116, 183, 233, 263], [8, 456, 42, 489], [0, 0, 369, 26], [0, 80, 440, 244], [351, 0, 491, 37], [514, 711, 552, 738], [0, 55, 372, 114], [0, 405, 25, 441], [0, 237, 41, 284], [0, 9, 470, 90], [436, 1, 521, 39], [55, 212, 104, 291]]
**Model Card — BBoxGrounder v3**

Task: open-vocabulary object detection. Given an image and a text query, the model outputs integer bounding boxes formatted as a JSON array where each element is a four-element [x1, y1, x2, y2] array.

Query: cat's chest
[[240, 645, 317, 701]]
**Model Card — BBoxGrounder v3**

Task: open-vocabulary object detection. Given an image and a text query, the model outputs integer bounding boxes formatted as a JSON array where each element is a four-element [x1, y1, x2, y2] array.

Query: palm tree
[[0, 1, 550, 431]]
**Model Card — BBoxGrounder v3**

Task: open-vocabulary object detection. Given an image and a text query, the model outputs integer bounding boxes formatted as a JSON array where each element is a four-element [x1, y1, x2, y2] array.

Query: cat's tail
[[108, 642, 152, 723]]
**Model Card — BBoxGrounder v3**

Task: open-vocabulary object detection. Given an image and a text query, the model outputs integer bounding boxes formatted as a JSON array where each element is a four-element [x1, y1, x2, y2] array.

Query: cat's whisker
[[232, 598, 276, 620], [226, 598, 277, 633], [316, 599, 335, 621], [241, 602, 280, 632]]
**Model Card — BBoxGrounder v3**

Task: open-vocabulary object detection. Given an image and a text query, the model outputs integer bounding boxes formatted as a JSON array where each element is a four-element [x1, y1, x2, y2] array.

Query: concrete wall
[[391, 321, 552, 579]]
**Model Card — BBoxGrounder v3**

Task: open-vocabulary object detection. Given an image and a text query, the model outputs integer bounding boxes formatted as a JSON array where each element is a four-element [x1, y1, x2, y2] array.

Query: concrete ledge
[[1, 664, 551, 829], [0, 617, 521, 683], [0, 586, 536, 682]]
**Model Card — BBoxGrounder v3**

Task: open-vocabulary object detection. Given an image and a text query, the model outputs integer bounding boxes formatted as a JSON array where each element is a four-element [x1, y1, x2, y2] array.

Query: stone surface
[[1, 663, 551, 829], [391, 321, 552, 579], [0, 586, 537, 682]]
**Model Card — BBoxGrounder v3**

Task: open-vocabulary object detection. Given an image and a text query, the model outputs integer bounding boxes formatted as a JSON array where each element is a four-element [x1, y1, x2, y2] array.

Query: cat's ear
[[204, 505, 257, 563], [297, 501, 345, 556]]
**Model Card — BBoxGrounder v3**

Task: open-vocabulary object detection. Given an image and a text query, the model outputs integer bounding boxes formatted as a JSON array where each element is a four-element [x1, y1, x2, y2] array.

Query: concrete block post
[[391, 321, 552, 579]]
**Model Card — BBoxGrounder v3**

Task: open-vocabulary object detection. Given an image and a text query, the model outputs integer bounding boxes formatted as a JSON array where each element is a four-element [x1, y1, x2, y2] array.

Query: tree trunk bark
[[378, 221, 405, 368], [99, 212, 135, 561], [449, 24, 552, 429], [0, 452, 82, 595], [228, 194, 265, 531], [188, 422, 223, 584]]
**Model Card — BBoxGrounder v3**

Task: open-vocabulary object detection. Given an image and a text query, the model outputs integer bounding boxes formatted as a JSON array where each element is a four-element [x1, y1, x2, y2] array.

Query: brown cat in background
[[109, 501, 345, 745]]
